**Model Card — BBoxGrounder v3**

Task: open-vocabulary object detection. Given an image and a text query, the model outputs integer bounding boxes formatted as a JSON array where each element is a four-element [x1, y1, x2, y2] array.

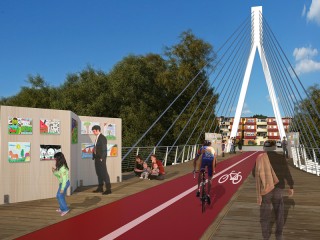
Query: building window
[[246, 132, 255, 136]]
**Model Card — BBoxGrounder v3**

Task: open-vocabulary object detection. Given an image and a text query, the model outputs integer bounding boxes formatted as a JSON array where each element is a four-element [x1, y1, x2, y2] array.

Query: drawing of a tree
[[83, 121, 91, 134]]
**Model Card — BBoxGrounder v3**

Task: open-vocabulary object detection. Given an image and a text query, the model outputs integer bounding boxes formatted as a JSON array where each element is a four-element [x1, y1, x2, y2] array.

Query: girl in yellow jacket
[[52, 152, 70, 216]]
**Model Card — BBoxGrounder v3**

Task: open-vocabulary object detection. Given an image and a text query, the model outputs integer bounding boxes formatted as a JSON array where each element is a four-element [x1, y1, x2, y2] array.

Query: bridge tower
[[230, 6, 286, 142]]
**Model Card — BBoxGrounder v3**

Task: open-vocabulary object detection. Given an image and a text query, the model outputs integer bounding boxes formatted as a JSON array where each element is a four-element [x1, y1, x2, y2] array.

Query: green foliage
[[0, 75, 56, 108], [292, 84, 320, 148], [252, 114, 268, 119], [0, 31, 219, 147]]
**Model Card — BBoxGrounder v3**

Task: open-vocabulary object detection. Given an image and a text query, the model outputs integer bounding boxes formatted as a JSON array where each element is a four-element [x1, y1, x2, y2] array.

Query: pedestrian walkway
[[202, 154, 320, 240], [0, 152, 319, 240], [1, 150, 211, 240]]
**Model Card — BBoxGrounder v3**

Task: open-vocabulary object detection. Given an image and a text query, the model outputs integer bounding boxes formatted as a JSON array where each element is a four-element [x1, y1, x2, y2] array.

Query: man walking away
[[281, 136, 288, 159]]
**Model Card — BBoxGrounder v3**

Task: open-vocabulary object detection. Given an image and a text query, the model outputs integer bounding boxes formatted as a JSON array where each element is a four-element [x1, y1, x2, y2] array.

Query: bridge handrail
[[121, 144, 202, 172], [290, 145, 320, 176]]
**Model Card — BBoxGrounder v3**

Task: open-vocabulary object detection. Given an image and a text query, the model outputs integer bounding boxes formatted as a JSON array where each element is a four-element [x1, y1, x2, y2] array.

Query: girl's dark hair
[[136, 155, 143, 160], [54, 152, 69, 170]]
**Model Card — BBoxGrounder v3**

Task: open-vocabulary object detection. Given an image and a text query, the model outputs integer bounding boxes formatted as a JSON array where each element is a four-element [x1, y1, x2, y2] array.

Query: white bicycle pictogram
[[218, 171, 242, 184]]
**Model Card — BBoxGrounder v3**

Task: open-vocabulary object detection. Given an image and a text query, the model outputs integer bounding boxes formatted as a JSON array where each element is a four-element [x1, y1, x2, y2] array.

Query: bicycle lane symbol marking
[[218, 171, 243, 184], [100, 151, 259, 240]]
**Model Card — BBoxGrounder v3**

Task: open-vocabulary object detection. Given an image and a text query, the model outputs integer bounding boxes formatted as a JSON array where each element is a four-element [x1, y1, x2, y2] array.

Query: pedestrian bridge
[[120, 5, 320, 180], [122, 144, 320, 177], [1, 5, 319, 240], [1, 151, 319, 240]]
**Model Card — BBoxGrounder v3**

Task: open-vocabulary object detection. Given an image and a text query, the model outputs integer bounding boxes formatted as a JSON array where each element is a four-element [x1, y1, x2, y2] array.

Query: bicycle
[[195, 169, 208, 213]]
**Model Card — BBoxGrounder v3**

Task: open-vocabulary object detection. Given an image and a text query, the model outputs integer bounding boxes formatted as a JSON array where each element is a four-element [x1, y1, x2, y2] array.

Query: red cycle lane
[[114, 151, 260, 240], [18, 151, 260, 240]]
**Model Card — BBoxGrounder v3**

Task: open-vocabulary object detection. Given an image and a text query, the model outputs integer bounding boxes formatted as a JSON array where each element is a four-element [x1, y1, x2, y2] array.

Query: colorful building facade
[[218, 117, 291, 145]]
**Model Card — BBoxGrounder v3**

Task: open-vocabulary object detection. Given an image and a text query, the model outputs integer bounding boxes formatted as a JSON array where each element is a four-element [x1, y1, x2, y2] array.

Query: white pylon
[[229, 6, 286, 148]]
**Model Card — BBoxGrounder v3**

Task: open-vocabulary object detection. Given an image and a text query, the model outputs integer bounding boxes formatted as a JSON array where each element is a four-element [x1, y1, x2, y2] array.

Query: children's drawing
[[40, 119, 60, 134], [81, 143, 94, 159], [81, 121, 100, 134], [107, 144, 118, 157], [40, 145, 62, 160], [82, 143, 118, 158], [8, 117, 33, 135], [8, 142, 31, 163], [71, 118, 78, 144], [103, 123, 116, 140]]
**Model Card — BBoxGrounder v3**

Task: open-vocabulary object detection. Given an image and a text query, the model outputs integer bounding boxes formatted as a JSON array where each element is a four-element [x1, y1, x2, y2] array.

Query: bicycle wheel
[[232, 175, 242, 184], [218, 174, 229, 183], [201, 181, 206, 213]]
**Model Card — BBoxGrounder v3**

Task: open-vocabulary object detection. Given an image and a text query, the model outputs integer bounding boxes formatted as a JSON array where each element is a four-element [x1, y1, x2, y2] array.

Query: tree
[[292, 84, 320, 148], [158, 30, 218, 145], [51, 66, 113, 117], [0, 31, 219, 147], [0, 75, 56, 108], [252, 114, 268, 119], [107, 54, 168, 146]]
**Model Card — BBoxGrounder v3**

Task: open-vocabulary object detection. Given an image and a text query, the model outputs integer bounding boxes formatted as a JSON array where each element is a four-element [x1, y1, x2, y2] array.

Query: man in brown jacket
[[253, 141, 294, 240]]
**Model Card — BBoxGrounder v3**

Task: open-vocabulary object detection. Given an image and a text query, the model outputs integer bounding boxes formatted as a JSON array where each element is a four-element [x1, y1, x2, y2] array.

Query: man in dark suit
[[281, 136, 289, 159], [92, 125, 111, 195]]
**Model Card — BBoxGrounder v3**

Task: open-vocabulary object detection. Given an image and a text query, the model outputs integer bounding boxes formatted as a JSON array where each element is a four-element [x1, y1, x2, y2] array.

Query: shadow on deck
[[0, 152, 319, 240]]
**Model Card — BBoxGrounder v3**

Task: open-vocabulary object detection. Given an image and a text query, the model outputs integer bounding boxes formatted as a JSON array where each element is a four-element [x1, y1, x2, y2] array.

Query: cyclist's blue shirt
[[197, 146, 215, 177], [197, 146, 214, 161]]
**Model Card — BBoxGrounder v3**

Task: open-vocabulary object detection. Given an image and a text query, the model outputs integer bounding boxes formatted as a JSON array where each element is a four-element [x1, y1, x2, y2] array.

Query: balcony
[[256, 128, 267, 132], [268, 128, 279, 132], [268, 136, 280, 140], [244, 136, 256, 139], [256, 134, 267, 138], [244, 129, 256, 132]]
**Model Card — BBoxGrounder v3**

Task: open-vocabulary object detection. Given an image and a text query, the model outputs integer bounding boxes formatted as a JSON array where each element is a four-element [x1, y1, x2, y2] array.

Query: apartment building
[[218, 116, 291, 145]]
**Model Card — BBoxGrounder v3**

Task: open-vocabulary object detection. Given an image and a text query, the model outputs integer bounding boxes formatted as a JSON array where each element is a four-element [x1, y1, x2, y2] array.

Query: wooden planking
[[1, 152, 320, 240], [0, 155, 198, 240], [202, 154, 320, 240]]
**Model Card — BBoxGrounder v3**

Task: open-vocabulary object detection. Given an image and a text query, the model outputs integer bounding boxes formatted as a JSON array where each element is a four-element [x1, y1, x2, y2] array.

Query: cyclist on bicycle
[[193, 140, 217, 204]]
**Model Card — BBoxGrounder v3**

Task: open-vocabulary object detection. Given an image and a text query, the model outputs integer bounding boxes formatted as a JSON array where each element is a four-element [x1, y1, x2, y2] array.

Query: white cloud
[[302, 4, 307, 17], [293, 47, 318, 61], [295, 58, 320, 74], [293, 46, 320, 74], [266, 94, 271, 102], [265, 94, 281, 107], [241, 103, 252, 116], [306, 0, 320, 25]]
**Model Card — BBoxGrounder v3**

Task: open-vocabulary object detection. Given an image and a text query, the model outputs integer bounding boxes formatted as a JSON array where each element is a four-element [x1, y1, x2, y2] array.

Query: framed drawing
[[40, 145, 62, 160], [8, 142, 31, 163]]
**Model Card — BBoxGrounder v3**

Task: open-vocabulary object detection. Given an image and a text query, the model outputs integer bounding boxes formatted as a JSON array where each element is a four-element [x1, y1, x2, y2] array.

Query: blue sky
[[0, 0, 319, 117]]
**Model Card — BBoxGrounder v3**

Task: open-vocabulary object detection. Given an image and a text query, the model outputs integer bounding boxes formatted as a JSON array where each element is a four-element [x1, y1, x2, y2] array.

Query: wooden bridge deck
[[0, 152, 319, 240]]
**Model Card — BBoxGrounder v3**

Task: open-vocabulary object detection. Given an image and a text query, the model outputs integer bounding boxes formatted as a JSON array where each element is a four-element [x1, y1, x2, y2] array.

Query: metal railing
[[291, 146, 320, 176], [122, 144, 320, 176], [121, 144, 201, 172]]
